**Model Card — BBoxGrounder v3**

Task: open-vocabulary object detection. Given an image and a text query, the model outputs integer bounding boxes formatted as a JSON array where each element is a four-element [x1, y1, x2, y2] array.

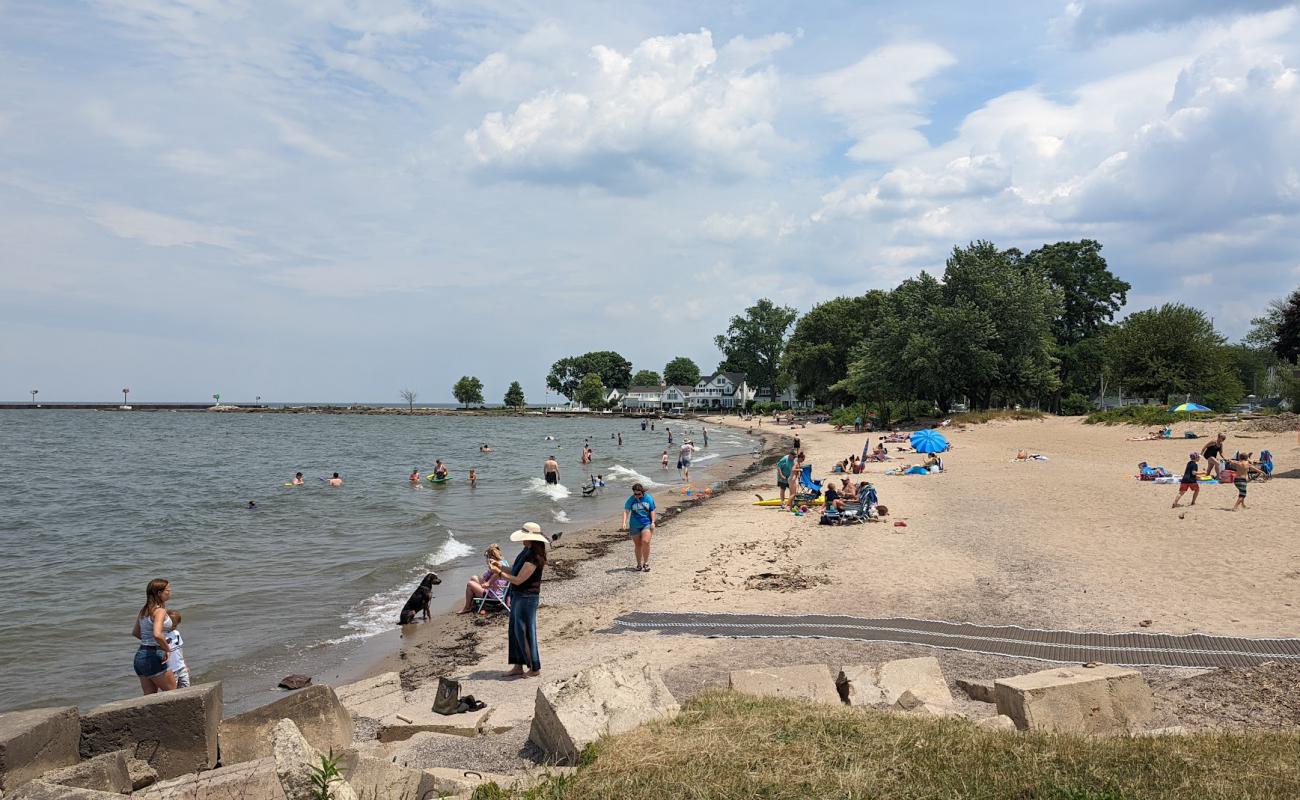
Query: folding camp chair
[[474, 582, 511, 614]]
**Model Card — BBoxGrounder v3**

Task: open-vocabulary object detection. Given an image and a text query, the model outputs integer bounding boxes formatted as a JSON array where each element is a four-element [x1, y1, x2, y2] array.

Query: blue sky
[[3, 0, 1299, 402]]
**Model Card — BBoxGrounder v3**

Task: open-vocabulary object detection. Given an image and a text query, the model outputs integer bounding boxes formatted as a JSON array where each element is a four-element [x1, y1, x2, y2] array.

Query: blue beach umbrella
[[910, 429, 949, 454]]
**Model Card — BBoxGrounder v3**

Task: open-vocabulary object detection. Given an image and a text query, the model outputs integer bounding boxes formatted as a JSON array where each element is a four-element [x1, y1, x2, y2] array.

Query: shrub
[[949, 409, 1045, 425], [1059, 393, 1092, 416], [1083, 405, 1217, 426]]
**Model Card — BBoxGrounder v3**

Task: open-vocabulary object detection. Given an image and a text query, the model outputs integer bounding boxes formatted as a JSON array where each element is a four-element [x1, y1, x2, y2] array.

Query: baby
[[165, 610, 190, 688]]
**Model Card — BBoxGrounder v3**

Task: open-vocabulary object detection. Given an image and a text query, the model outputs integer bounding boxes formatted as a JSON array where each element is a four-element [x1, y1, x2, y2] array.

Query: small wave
[[551, 509, 570, 523], [429, 530, 474, 565], [524, 477, 570, 501], [328, 532, 473, 643], [692, 453, 721, 463], [606, 465, 663, 487]]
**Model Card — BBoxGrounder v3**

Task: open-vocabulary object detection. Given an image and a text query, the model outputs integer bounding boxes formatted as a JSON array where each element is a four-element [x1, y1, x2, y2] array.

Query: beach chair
[[797, 465, 822, 497], [474, 582, 510, 615]]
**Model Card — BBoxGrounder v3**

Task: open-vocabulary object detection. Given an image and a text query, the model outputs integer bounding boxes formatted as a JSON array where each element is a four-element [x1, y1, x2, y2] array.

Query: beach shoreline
[[360, 423, 788, 694]]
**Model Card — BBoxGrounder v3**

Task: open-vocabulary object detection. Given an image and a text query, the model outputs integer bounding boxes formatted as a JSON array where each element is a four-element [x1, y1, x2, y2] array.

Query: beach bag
[[432, 676, 462, 716]]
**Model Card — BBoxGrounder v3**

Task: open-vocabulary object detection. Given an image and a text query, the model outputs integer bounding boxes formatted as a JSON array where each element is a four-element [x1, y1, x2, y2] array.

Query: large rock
[[40, 750, 132, 794], [9, 780, 123, 799], [955, 678, 996, 703], [729, 665, 840, 706], [126, 758, 158, 791], [335, 750, 441, 799], [530, 660, 680, 763], [271, 719, 357, 800], [333, 673, 405, 722], [220, 685, 353, 765], [0, 707, 80, 793], [136, 758, 284, 800], [994, 664, 1154, 734], [378, 704, 493, 742], [79, 683, 221, 780], [838, 657, 953, 708]]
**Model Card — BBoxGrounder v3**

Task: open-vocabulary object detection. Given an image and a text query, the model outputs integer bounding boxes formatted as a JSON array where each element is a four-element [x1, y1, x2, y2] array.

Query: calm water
[[0, 411, 756, 712]]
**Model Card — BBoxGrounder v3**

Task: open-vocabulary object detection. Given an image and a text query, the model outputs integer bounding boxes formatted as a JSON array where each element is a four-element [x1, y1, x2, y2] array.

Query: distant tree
[[783, 292, 886, 405], [1021, 240, 1130, 403], [399, 388, 418, 411], [452, 376, 484, 407], [1105, 304, 1242, 408], [714, 299, 798, 403], [1271, 287, 1300, 364], [663, 357, 701, 387], [630, 369, 662, 387], [574, 372, 606, 410], [1224, 344, 1274, 398], [546, 351, 632, 399], [503, 381, 526, 409]]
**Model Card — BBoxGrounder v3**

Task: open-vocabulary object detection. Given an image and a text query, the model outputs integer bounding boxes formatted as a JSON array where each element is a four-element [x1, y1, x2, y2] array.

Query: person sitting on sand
[[292, 472, 304, 486], [460, 544, 508, 614], [923, 453, 942, 471], [868, 443, 889, 462], [328, 472, 343, 486]]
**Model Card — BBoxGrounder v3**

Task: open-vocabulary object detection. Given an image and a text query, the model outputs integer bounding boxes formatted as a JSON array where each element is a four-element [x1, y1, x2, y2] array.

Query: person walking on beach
[[1172, 453, 1201, 508], [1228, 457, 1250, 511], [543, 455, 560, 485], [621, 483, 657, 572], [679, 440, 695, 482], [1202, 434, 1226, 478], [775, 450, 796, 508], [493, 523, 548, 677], [132, 578, 176, 695]]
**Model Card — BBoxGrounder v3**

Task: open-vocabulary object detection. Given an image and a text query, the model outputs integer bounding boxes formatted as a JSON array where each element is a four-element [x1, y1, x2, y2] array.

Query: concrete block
[[219, 685, 353, 765], [837, 658, 952, 708], [378, 705, 493, 742], [271, 719, 357, 800], [978, 714, 1018, 731], [127, 757, 158, 791], [40, 751, 132, 794], [336, 750, 441, 799], [135, 758, 284, 800], [333, 673, 405, 722], [956, 678, 996, 703], [0, 707, 81, 793], [893, 690, 959, 717], [994, 664, 1154, 734], [9, 780, 123, 799], [79, 683, 221, 780], [730, 665, 840, 706], [531, 660, 680, 764]]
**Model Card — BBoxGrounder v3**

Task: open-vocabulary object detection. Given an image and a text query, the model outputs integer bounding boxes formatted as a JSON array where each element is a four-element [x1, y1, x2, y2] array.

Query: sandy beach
[[355, 413, 1300, 769]]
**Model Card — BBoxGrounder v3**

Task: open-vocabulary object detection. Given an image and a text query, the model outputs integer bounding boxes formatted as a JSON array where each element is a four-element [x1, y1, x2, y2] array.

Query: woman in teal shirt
[[621, 483, 656, 572]]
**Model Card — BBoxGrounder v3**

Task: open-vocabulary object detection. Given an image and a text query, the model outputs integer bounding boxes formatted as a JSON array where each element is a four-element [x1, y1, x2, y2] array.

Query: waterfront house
[[687, 372, 754, 410]]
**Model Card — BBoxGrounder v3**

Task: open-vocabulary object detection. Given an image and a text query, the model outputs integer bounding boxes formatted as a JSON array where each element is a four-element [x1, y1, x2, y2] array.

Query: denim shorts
[[133, 647, 167, 678]]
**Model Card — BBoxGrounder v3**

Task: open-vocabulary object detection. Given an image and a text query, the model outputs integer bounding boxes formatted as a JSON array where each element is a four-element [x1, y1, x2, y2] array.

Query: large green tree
[[663, 357, 701, 387], [630, 369, 662, 387], [1270, 288, 1300, 364], [714, 298, 798, 401], [783, 292, 886, 405], [503, 381, 526, 408], [1105, 304, 1243, 408], [452, 376, 484, 407], [574, 372, 606, 410], [546, 351, 632, 399], [1021, 240, 1130, 403]]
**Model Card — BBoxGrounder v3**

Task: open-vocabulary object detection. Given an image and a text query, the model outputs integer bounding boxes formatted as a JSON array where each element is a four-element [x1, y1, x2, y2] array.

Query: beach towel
[[904, 466, 929, 475]]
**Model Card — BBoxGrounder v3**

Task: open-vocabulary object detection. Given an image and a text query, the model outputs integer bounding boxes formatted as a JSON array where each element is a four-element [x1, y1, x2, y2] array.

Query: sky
[[2, 0, 1299, 403]]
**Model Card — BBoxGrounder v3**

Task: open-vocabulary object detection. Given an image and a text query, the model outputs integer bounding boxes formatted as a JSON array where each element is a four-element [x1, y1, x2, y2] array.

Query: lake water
[[0, 411, 757, 712]]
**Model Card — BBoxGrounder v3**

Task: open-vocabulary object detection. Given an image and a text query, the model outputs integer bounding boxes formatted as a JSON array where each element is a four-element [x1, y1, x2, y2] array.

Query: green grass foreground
[[473, 691, 1300, 800]]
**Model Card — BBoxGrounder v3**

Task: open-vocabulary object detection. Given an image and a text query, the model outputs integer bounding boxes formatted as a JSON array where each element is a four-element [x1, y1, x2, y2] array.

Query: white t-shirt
[[679, 443, 694, 462]]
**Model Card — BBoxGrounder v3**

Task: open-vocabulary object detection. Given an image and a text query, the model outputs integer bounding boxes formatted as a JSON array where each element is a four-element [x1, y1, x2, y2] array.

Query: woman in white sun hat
[[492, 521, 547, 678]]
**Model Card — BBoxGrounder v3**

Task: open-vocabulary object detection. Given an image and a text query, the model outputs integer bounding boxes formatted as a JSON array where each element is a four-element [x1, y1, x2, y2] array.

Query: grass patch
[[491, 691, 1300, 800], [950, 409, 1046, 425], [1083, 405, 1216, 427]]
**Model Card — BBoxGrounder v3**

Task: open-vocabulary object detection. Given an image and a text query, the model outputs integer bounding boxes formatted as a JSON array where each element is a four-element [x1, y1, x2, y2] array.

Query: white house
[[752, 385, 815, 409], [687, 372, 754, 410], [621, 386, 663, 410], [604, 388, 624, 407]]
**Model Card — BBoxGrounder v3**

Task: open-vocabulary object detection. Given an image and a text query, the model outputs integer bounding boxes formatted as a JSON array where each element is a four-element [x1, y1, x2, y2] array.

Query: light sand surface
[[382, 415, 1300, 739]]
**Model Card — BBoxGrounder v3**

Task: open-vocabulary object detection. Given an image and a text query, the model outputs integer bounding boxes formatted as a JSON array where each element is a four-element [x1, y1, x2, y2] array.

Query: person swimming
[[409, 468, 420, 484], [247, 501, 257, 509], [292, 472, 304, 486], [469, 469, 478, 487], [328, 473, 342, 487], [480, 444, 492, 453]]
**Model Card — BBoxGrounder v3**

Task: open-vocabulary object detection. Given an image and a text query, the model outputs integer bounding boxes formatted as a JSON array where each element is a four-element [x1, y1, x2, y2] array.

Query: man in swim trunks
[[292, 472, 304, 486], [775, 450, 796, 508], [543, 455, 560, 485]]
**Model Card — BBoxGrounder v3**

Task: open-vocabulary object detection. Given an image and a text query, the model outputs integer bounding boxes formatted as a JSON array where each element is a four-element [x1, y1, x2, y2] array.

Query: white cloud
[[1053, 0, 1296, 46], [89, 204, 246, 248], [465, 28, 787, 188], [811, 42, 956, 162], [267, 114, 347, 161], [700, 203, 801, 241]]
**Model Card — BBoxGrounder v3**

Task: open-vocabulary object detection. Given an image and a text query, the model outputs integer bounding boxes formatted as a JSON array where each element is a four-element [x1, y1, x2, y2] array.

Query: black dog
[[398, 572, 441, 625]]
